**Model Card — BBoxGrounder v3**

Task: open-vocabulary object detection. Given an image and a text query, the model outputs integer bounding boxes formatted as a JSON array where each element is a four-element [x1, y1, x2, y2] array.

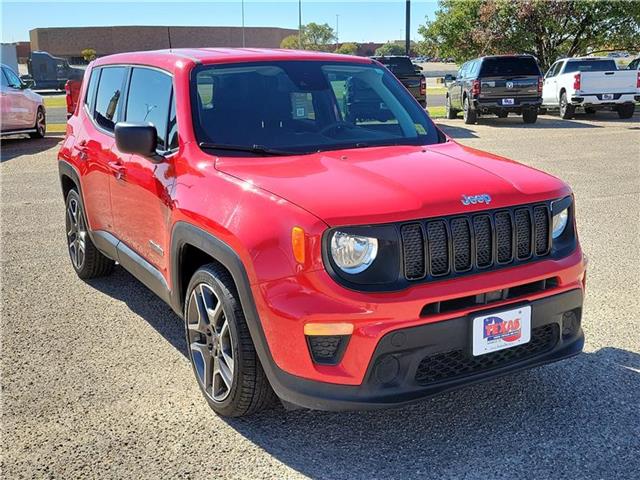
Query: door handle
[[107, 161, 126, 180]]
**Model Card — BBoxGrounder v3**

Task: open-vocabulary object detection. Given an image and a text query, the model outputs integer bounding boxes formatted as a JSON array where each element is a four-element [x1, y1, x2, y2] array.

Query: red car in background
[[58, 49, 586, 417]]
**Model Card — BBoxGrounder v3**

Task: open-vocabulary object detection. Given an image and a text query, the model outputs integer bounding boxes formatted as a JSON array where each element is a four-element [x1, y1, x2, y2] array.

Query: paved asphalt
[[1, 111, 639, 479]]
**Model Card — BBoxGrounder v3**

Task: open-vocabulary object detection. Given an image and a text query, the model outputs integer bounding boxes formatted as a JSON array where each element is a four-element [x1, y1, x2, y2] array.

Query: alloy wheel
[[187, 283, 235, 402], [36, 109, 46, 136], [66, 196, 86, 270]]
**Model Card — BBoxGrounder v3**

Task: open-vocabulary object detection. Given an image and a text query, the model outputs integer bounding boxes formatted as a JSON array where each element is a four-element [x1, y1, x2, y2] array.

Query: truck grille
[[414, 324, 558, 385], [400, 203, 551, 281]]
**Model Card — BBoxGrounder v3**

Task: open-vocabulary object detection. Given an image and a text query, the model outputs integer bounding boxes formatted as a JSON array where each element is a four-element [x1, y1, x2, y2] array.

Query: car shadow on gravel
[[0, 136, 63, 162], [85, 266, 640, 479], [224, 347, 640, 479]]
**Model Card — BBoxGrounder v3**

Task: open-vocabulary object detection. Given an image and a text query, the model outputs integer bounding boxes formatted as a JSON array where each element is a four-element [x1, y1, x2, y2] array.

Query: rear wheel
[[184, 264, 275, 417], [445, 96, 457, 119], [65, 189, 114, 279], [463, 96, 477, 124], [28, 107, 46, 139], [617, 103, 635, 119], [559, 92, 575, 120], [522, 109, 538, 124]]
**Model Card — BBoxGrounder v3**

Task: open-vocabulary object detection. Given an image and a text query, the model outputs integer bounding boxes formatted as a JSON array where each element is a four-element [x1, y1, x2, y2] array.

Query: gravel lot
[[2, 111, 639, 479]]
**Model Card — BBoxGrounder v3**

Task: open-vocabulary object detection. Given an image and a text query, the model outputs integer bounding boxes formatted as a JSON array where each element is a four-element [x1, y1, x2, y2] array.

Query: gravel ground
[[1, 110, 639, 479]]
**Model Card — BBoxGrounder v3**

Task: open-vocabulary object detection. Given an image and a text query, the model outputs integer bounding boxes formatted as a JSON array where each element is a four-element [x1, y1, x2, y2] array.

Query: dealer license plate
[[502, 98, 515, 105], [472, 306, 531, 356], [602, 93, 614, 100]]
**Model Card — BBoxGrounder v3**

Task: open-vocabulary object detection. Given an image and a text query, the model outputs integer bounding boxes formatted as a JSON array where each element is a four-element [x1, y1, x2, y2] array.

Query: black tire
[[184, 263, 275, 417], [463, 96, 477, 124], [65, 189, 114, 279], [617, 104, 635, 119], [445, 95, 457, 119], [559, 92, 575, 120], [419, 99, 427, 109], [28, 107, 46, 139], [496, 111, 508, 118], [522, 109, 538, 124], [584, 107, 597, 115]]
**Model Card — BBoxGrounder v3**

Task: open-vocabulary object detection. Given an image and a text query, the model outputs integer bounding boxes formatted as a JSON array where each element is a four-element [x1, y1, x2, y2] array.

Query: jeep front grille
[[400, 203, 551, 282]]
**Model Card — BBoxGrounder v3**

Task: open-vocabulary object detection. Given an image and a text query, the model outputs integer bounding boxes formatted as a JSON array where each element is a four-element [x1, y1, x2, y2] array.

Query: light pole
[[298, 0, 303, 49], [405, 0, 411, 56], [241, 0, 246, 47]]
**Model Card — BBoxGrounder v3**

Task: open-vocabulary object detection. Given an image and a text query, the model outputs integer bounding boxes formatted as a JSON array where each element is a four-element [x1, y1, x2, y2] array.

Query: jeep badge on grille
[[461, 194, 492, 205]]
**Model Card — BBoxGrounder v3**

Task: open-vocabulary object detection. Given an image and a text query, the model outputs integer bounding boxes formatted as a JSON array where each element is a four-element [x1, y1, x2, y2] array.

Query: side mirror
[[21, 78, 35, 89], [444, 74, 456, 82], [414, 64, 423, 72], [115, 122, 159, 158]]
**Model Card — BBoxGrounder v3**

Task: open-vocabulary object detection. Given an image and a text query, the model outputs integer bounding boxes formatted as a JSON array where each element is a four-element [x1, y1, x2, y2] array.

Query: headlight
[[330, 231, 378, 274], [552, 208, 569, 239]]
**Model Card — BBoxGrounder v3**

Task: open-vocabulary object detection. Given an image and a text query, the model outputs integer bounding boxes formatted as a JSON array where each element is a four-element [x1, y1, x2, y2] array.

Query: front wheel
[[617, 104, 635, 119], [184, 264, 275, 417], [522, 109, 538, 124], [463, 96, 477, 124], [445, 95, 457, 119], [28, 107, 46, 139]]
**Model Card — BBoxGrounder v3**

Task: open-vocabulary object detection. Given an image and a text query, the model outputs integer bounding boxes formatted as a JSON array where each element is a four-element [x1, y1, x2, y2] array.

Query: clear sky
[[1, 0, 439, 44]]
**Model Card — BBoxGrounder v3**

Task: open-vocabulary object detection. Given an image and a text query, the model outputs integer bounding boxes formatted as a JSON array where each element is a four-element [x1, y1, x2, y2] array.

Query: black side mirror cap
[[444, 74, 455, 82], [115, 122, 159, 158]]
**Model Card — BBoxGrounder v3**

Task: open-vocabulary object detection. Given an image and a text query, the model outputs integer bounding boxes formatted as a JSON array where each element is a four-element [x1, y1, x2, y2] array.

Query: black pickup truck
[[444, 55, 543, 124], [372, 56, 427, 107]]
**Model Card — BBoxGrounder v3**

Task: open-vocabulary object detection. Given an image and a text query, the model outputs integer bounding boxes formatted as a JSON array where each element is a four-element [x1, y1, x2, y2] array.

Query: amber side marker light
[[304, 323, 354, 365], [291, 226, 306, 264], [304, 323, 354, 336]]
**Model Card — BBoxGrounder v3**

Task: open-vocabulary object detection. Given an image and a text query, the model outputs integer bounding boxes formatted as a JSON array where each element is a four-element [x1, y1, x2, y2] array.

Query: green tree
[[335, 42, 359, 55], [418, 0, 640, 69], [81, 48, 97, 62], [375, 42, 406, 56], [280, 23, 336, 51]]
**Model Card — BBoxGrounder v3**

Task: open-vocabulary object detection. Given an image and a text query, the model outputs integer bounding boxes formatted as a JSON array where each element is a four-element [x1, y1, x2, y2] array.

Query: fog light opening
[[562, 309, 581, 338]]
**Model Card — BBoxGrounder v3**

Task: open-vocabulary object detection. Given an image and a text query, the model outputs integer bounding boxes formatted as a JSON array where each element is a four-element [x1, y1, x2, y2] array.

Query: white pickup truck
[[542, 57, 639, 119]]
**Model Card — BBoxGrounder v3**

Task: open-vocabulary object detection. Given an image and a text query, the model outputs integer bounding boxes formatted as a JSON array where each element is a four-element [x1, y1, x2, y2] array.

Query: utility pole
[[405, 0, 411, 56], [241, 0, 246, 47], [298, 0, 302, 49]]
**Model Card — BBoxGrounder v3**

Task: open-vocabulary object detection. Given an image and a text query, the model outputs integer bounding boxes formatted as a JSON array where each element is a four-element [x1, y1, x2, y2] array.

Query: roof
[[92, 48, 374, 71]]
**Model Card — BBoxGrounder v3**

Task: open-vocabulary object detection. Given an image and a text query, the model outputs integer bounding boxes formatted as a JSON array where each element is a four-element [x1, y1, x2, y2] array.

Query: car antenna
[[167, 26, 172, 51]]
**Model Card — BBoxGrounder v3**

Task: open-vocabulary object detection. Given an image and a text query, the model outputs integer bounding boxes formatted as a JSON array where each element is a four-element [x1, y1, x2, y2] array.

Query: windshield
[[479, 57, 541, 76], [191, 61, 440, 155], [374, 57, 416, 75], [563, 60, 618, 73]]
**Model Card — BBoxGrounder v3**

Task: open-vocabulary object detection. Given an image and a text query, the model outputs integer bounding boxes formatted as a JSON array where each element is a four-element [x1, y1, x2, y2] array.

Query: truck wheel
[[184, 264, 275, 417], [445, 96, 457, 119], [65, 189, 114, 279], [28, 107, 46, 139], [522, 109, 538, 124], [463, 96, 477, 124], [419, 99, 427, 109], [559, 92, 575, 120], [617, 104, 635, 119]]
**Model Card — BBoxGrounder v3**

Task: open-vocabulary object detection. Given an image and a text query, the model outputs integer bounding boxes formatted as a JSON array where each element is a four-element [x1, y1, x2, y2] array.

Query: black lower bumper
[[269, 289, 584, 411], [473, 97, 541, 113]]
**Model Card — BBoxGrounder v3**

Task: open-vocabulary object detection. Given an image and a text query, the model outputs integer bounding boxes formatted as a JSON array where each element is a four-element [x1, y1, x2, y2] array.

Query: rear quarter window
[[84, 69, 99, 110], [479, 57, 541, 76]]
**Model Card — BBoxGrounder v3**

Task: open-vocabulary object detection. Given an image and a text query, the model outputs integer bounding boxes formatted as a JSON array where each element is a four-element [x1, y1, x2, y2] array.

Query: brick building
[[29, 26, 298, 62]]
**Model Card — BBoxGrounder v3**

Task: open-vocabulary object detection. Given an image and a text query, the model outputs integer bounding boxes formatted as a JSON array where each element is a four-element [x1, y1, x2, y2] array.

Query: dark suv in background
[[372, 55, 427, 107], [445, 55, 543, 124]]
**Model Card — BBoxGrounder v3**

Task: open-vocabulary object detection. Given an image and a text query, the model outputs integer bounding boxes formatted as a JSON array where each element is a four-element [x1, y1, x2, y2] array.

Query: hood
[[215, 141, 570, 226]]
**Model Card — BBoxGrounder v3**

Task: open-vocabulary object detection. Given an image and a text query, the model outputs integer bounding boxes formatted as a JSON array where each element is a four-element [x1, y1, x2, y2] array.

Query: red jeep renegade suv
[[58, 49, 586, 417]]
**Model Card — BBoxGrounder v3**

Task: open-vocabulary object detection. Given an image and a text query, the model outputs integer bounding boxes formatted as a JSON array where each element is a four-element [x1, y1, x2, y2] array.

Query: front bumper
[[268, 288, 583, 410]]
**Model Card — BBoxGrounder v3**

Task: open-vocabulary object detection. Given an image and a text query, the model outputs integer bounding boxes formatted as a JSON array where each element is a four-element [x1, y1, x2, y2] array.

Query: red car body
[[58, 49, 586, 412]]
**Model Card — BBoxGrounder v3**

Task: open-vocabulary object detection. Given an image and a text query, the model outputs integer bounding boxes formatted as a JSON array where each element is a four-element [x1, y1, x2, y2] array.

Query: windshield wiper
[[199, 142, 298, 156]]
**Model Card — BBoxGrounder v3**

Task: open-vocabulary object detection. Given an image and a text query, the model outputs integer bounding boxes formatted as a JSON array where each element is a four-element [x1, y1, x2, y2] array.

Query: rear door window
[[94, 67, 126, 131], [479, 57, 541, 76], [125, 67, 173, 150]]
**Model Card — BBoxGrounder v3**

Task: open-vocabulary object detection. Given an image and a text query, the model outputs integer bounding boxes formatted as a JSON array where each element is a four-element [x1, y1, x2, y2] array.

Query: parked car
[[65, 78, 82, 119], [444, 55, 543, 124], [23, 51, 84, 91], [542, 57, 639, 119], [0, 63, 46, 138], [58, 49, 586, 417], [371, 55, 427, 107]]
